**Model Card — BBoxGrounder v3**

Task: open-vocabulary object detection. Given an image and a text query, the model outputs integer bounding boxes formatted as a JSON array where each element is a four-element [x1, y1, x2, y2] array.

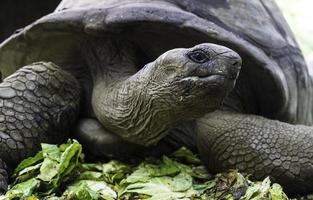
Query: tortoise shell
[[0, 0, 311, 124]]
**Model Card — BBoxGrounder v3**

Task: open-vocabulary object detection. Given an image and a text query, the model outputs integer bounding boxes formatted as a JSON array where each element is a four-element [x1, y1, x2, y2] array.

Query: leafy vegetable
[[14, 152, 43, 175], [0, 140, 290, 200], [62, 180, 117, 200], [0, 140, 82, 199], [170, 147, 201, 165], [0, 178, 40, 199], [270, 184, 288, 200]]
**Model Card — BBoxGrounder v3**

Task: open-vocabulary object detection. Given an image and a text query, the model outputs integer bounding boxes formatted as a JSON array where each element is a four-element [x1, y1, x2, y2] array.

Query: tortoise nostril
[[232, 61, 239, 66], [231, 57, 242, 68]]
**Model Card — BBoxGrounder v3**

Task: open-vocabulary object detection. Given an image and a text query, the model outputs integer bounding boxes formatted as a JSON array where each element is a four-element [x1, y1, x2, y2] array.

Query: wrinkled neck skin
[[220, 73, 257, 114], [83, 38, 186, 146], [83, 38, 138, 85]]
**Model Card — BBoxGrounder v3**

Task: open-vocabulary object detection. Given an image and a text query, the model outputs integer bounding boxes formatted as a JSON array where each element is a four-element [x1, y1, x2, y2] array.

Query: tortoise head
[[90, 43, 241, 146], [139, 43, 242, 118]]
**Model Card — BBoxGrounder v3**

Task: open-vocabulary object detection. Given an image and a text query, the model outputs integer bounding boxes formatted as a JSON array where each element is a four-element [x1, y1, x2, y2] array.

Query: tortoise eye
[[187, 50, 209, 63]]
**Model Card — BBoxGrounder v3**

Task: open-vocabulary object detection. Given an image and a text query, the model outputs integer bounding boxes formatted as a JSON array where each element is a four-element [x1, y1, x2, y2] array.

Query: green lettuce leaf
[[0, 143, 291, 200], [1, 178, 40, 199], [62, 180, 116, 200]]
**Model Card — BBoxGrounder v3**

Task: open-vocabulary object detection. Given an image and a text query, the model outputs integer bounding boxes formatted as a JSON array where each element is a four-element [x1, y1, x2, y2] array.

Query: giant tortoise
[[0, 0, 312, 195]]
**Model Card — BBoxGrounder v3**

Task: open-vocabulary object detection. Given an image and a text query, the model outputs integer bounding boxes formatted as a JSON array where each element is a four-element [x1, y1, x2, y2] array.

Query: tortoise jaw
[[180, 74, 234, 90], [183, 74, 226, 82], [196, 73, 237, 80], [183, 68, 240, 83], [197, 74, 228, 82]]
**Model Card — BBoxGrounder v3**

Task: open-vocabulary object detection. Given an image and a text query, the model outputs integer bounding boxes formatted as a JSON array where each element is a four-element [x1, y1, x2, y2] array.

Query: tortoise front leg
[[0, 62, 81, 192], [196, 110, 313, 195]]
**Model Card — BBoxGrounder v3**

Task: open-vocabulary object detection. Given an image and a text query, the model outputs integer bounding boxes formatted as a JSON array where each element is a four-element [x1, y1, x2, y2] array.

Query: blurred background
[[276, 0, 313, 72], [0, 0, 312, 71], [0, 0, 61, 41]]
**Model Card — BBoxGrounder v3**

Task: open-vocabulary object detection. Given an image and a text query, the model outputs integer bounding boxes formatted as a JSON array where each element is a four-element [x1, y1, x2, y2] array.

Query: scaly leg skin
[[0, 62, 80, 193], [197, 110, 313, 195]]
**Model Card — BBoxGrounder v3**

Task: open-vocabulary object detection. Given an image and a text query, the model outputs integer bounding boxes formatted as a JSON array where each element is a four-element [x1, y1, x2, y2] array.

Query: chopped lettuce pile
[[0, 140, 289, 200]]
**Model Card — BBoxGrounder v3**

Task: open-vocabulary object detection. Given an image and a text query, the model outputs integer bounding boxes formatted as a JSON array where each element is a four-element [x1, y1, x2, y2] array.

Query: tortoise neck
[[82, 37, 139, 85], [220, 87, 245, 113], [220, 74, 257, 114]]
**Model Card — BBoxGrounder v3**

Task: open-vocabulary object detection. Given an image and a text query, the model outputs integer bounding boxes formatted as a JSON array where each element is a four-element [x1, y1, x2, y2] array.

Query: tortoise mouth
[[194, 72, 238, 81], [186, 74, 226, 81], [197, 74, 229, 82], [180, 74, 230, 88]]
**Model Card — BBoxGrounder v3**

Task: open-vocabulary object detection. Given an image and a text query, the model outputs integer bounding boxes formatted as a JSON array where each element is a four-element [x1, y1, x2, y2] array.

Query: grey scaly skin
[[197, 111, 313, 194], [0, 62, 81, 192], [0, 42, 240, 192], [77, 39, 241, 158], [78, 39, 313, 195], [2, 40, 313, 195], [0, 0, 311, 196], [82, 41, 241, 146]]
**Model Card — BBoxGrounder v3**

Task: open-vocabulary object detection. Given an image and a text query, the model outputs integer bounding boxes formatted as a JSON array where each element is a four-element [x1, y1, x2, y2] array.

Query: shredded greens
[[0, 141, 289, 200]]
